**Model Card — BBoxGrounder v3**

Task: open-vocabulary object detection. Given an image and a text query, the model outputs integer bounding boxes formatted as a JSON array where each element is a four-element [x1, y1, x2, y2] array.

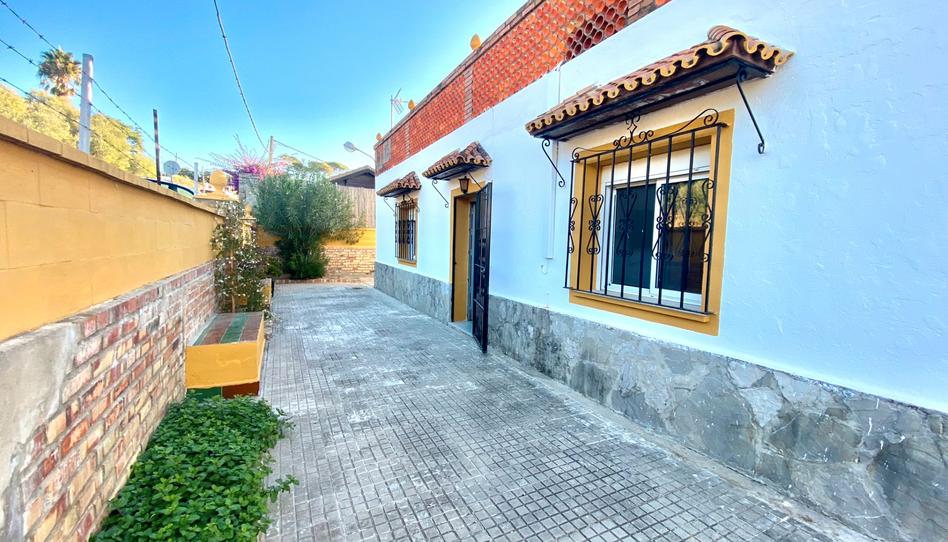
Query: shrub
[[92, 396, 297, 542], [253, 164, 359, 279], [212, 202, 265, 312], [286, 246, 326, 280], [262, 253, 284, 278]]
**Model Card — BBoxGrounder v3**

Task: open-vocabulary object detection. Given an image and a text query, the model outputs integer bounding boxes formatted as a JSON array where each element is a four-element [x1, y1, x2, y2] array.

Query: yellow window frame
[[568, 109, 735, 335], [396, 197, 418, 267]]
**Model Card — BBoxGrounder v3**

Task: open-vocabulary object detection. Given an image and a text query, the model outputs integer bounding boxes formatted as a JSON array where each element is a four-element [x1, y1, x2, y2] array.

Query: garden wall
[[0, 117, 219, 341], [259, 228, 376, 280], [0, 120, 220, 540]]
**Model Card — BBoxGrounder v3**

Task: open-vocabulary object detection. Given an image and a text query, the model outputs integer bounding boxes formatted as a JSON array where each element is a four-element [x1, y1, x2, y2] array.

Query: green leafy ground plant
[[93, 396, 297, 542]]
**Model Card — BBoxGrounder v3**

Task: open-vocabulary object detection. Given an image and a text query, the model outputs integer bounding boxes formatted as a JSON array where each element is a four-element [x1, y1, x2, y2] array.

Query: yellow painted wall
[[257, 229, 280, 248], [258, 227, 376, 249], [325, 228, 376, 248], [0, 119, 220, 341]]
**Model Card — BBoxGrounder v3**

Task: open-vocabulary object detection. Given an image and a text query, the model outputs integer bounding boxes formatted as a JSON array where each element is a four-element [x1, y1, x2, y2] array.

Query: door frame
[[470, 182, 492, 352], [449, 183, 486, 324]]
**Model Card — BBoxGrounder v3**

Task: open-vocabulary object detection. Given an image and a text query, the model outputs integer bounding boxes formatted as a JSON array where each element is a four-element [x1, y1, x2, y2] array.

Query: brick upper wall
[[375, 0, 671, 173]]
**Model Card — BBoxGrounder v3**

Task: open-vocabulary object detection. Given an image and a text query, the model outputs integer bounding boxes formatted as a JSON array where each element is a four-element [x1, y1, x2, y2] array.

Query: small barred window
[[396, 199, 417, 263]]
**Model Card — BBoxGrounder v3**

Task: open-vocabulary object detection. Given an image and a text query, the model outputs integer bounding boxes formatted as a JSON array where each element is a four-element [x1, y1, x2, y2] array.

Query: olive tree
[[253, 165, 358, 279]]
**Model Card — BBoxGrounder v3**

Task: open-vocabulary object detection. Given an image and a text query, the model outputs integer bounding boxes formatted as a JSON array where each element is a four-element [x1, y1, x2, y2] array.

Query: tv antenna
[[390, 88, 411, 128]]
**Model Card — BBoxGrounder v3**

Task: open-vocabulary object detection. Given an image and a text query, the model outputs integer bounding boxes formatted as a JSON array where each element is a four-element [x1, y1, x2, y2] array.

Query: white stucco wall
[[375, 0, 948, 413]]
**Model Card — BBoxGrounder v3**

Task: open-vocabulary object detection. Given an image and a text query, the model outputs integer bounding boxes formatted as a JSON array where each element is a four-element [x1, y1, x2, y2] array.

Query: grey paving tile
[[262, 285, 844, 542]]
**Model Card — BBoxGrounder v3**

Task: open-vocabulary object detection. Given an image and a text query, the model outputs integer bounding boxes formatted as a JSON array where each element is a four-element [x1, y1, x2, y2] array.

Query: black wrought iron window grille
[[396, 198, 417, 263], [565, 108, 725, 314]]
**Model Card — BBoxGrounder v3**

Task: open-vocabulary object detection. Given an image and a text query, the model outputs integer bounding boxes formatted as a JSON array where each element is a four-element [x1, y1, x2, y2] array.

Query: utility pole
[[267, 135, 275, 171], [78, 54, 94, 152], [194, 161, 200, 194], [153, 109, 161, 182]]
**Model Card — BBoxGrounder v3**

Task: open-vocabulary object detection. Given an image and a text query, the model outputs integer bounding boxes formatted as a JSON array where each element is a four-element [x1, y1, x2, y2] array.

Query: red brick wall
[[15, 263, 215, 541], [325, 246, 375, 278], [375, 0, 671, 173]]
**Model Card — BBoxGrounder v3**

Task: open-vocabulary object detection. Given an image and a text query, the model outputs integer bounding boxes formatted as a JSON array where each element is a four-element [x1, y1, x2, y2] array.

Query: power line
[[0, 74, 149, 169], [0, 0, 56, 49], [88, 78, 194, 165], [274, 139, 326, 163], [0, 15, 193, 165], [212, 0, 266, 151], [0, 35, 37, 67], [0, 37, 155, 158]]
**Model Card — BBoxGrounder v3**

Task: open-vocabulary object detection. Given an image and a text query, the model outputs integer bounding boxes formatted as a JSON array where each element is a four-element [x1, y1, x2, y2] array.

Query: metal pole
[[267, 136, 274, 171], [78, 54, 94, 152], [153, 109, 161, 182], [194, 161, 200, 194]]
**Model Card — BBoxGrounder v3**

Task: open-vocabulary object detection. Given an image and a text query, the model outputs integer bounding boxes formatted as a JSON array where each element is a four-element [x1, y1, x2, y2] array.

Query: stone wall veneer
[[374, 262, 452, 323], [0, 263, 215, 542], [487, 294, 947, 542]]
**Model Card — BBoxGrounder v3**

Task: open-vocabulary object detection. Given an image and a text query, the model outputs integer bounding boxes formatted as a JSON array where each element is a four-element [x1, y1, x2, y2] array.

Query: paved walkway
[[262, 285, 862, 542]]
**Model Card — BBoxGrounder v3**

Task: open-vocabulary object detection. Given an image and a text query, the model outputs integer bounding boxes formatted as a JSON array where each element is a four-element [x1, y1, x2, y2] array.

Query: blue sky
[[0, 0, 523, 170]]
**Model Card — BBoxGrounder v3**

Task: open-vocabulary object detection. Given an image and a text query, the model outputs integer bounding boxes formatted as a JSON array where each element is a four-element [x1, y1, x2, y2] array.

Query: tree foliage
[[211, 202, 265, 312], [210, 137, 285, 177], [0, 84, 28, 122], [91, 112, 154, 174], [253, 168, 358, 279], [280, 154, 347, 175], [0, 83, 153, 175], [37, 47, 81, 97]]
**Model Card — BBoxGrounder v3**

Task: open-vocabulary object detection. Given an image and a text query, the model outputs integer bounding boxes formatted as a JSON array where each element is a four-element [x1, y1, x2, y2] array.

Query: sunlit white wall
[[376, 0, 948, 413]]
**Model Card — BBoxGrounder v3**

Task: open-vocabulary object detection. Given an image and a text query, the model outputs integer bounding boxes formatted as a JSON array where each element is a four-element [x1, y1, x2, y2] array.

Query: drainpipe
[[545, 65, 562, 261]]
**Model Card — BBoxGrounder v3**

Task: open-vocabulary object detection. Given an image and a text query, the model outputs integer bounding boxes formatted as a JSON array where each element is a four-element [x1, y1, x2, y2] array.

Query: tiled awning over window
[[526, 26, 793, 140], [422, 142, 492, 180], [377, 171, 422, 197]]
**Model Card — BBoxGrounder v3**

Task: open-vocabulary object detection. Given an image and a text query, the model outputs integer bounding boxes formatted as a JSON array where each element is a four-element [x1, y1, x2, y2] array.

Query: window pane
[[611, 184, 655, 288], [657, 180, 708, 295]]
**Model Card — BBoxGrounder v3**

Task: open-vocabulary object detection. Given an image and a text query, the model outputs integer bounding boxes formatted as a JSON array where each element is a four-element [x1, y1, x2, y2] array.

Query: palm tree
[[37, 48, 80, 97]]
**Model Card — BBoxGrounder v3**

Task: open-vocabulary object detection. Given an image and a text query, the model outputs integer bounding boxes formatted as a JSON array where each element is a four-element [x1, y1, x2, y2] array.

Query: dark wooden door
[[471, 184, 492, 353]]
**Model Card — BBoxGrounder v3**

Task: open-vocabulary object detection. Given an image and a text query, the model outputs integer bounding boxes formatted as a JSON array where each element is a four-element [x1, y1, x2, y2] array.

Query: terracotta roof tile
[[526, 26, 793, 136], [422, 142, 493, 179], [376, 171, 422, 197]]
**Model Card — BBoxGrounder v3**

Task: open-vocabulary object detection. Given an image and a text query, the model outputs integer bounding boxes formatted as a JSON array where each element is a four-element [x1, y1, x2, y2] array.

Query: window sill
[[570, 290, 717, 334], [397, 258, 417, 267]]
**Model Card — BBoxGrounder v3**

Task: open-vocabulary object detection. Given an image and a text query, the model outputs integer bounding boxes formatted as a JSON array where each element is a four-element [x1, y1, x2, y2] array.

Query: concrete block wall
[[0, 263, 215, 542], [0, 119, 222, 540], [0, 119, 219, 341]]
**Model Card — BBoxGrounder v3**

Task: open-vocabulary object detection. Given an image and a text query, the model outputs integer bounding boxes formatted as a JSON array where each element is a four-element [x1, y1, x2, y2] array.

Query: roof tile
[[526, 25, 793, 135], [422, 142, 493, 179], [376, 171, 422, 197]]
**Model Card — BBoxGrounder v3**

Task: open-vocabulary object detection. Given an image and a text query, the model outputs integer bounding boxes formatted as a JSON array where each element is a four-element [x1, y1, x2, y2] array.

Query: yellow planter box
[[185, 312, 265, 389]]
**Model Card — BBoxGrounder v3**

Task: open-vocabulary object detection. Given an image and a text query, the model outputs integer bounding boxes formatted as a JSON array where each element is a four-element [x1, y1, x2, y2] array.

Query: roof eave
[[426, 162, 488, 180], [528, 57, 773, 141]]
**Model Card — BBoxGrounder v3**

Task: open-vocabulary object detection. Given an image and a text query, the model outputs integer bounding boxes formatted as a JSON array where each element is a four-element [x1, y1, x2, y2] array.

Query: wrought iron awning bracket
[[429, 178, 450, 208], [382, 197, 396, 216], [735, 68, 765, 154], [542, 138, 569, 188]]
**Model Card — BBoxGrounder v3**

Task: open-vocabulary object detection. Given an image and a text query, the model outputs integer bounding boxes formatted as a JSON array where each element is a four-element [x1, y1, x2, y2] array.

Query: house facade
[[372, 1, 948, 540]]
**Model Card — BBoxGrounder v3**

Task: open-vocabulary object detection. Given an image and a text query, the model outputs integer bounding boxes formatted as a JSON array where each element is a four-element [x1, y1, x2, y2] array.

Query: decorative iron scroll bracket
[[430, 178, 450, 208], [382, 197, 397, 216], [735, 68, 766, 154], [542, 139, 568, 188]]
